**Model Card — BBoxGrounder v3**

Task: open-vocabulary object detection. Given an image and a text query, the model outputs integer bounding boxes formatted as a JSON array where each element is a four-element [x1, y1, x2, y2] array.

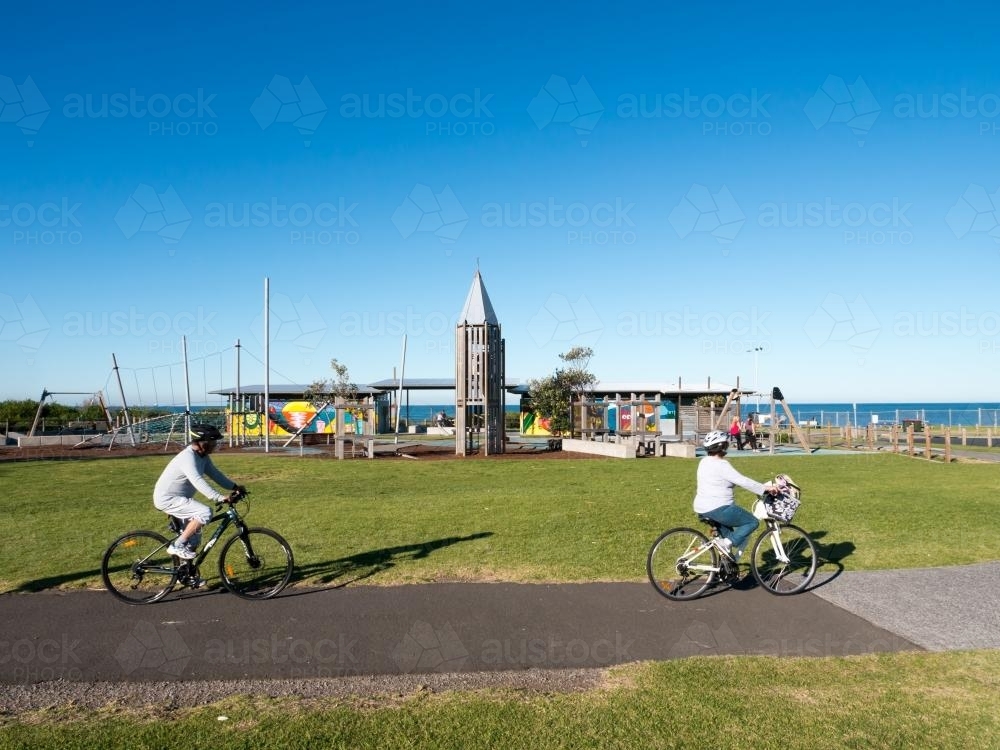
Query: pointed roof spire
[[459, 270, 498, 325]]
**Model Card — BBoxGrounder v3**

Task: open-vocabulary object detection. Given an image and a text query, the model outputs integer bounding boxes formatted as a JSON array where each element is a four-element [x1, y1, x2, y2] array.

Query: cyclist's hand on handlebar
[[228, 485, 248, 502]]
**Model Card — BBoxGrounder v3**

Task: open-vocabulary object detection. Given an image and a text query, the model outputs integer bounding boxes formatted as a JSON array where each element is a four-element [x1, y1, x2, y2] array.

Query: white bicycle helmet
[[702, 430, 729, 450]]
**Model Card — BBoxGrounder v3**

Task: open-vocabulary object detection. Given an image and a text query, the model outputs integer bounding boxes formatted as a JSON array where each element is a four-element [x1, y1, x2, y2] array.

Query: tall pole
[[112, 354, 137, 447], [234, 339, 241, 447], [264, 277, 270, 453], [394, 335, 407, 444], [181, 337, 192, 444]]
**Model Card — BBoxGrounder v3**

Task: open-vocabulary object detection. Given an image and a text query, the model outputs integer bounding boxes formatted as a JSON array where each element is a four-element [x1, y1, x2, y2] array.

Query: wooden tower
[[455, 271, 505, 455]]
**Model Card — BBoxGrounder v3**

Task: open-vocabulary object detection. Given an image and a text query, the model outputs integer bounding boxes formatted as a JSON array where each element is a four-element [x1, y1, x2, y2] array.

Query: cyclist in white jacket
[[693, 430, 776, 559], [153, 423, 244, 560]]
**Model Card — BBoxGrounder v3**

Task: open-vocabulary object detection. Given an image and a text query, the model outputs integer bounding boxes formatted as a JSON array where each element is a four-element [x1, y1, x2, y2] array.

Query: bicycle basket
[[765, 475, 801, 521], [765, 493, 800, 522]]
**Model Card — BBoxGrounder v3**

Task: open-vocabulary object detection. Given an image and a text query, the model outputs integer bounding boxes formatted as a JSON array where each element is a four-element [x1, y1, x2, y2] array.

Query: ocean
[[745, 402, 1000, 427]]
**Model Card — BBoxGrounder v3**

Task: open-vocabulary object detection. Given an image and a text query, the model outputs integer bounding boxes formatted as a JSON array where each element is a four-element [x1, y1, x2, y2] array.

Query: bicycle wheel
[[750, 523, 817, 595], [647, 527, 718, 600], [101, 530, 178, 604], [218, 527, 294, 600]]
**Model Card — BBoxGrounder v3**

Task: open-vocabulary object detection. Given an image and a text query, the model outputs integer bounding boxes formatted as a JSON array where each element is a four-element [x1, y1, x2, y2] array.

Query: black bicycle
[[101, 489, 294, 604]]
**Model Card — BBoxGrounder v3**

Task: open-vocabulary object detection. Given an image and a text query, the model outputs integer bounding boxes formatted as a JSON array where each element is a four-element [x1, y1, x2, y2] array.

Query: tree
[[527, 347, 597, 436], [305, 358, 366, 431]]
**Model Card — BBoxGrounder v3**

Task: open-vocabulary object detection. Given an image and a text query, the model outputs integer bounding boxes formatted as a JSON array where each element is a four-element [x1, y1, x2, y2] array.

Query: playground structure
[[455, 270, 505, 456]]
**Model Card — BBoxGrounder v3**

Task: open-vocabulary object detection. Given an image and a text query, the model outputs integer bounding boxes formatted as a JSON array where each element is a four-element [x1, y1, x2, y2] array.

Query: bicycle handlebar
[[221, 486, 249, 504]]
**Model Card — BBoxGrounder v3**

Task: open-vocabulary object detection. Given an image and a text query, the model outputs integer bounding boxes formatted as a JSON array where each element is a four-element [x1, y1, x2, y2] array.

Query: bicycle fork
[[766, 526, 791, 564]]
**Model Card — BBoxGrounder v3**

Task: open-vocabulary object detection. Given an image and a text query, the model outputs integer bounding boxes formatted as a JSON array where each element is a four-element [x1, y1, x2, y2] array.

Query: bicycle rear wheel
[[647, 527, 718, 600], [101, 530, 177, 604], [750, 523, 817, 595], [218, 527, 294, 600]]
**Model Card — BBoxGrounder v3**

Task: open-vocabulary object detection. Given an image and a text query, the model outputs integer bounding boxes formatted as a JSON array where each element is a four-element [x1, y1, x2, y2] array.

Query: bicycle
[[647, 478, 817, 600], [101, 489, 294, 604]]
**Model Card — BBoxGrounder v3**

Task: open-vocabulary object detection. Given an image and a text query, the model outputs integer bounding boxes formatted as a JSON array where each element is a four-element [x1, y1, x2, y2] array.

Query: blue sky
[[3, 1, 1000, 406]]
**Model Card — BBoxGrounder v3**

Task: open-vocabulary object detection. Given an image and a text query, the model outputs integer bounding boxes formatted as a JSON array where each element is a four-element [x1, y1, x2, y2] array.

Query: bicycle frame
[[188, 504, 247, 569], [760, 520, 792, 563], [677, 537, 725, 576]]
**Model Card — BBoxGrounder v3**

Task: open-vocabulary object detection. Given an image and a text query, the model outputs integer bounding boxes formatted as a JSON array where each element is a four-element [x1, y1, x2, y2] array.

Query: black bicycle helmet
[[189, 423, 223, 442]]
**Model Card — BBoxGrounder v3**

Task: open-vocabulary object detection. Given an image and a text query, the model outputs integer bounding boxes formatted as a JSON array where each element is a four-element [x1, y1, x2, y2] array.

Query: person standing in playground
[[743, 414, 759, 451], [153, 423, 245, 560], [694, 431, 776, 559], [728, 415, 744, 450]]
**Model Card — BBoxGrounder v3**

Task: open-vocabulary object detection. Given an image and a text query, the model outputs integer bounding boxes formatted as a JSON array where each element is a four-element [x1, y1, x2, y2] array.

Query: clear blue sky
[[3, 1, 1000, 406]]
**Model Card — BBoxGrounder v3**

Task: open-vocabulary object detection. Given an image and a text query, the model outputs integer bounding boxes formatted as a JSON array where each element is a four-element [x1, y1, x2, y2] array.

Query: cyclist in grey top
[[153, 423, 244, 560], [694, 430, 776, 559]]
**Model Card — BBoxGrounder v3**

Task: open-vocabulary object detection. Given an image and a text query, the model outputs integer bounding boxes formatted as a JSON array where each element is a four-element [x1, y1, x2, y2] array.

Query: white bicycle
[[647, 475, 817, 599]]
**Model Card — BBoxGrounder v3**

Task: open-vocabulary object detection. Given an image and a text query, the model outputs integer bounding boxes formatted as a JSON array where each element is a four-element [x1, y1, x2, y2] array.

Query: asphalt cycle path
[[0, 579, 919, 685]]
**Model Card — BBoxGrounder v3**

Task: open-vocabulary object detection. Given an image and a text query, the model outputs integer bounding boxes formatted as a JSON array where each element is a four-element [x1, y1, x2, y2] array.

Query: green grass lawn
[[2, 451, 998, 593], [2, 652, 998, 749], [2, 452, 1000, 748]]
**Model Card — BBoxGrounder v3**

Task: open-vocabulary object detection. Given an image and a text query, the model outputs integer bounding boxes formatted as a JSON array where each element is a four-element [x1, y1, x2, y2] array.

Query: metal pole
[[233, 339, 241, 447], [28, 389, 49, 437], [264, 277, 270, 454], [112, 355, 137, 447], [181, 338, 192, 444], [394, 335, 407, 444]]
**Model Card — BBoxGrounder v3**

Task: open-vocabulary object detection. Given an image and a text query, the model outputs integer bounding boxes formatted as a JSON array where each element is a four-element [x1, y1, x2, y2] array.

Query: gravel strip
[[809, 562, 1000, 651], [0, 668, 611, 715]]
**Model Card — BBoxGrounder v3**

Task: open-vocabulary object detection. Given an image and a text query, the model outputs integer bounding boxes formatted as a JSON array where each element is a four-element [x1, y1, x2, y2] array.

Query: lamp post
[[747, 346, 764, 413]]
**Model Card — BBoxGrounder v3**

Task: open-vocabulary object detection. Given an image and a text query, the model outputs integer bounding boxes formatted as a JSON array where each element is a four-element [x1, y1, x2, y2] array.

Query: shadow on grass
[[10, 568, 107, 593], [283, 531, 495, 593], [806, 530, 856, 590]]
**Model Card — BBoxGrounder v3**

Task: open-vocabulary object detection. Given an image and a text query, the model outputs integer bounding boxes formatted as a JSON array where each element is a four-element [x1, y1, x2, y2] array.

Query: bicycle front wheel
[[750, 523, 817, 595], [647, 527, 718, 600], [218, 528, 294, 600], [101, 530, 177, 604]]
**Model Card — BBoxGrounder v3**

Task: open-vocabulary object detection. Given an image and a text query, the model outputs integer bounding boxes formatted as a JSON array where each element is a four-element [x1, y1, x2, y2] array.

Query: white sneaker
[[714, 537, 734, 558], [167, 540, 197, 560]]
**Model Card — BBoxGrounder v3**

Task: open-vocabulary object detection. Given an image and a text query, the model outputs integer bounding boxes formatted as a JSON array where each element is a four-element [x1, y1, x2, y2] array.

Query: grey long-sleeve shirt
[[153, 445, 234, 505]]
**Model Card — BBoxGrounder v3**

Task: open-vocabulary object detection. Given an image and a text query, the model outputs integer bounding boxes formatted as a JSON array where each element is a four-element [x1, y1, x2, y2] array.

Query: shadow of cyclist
[[805, 531, 856, 591], [278, 531, 495, 594]]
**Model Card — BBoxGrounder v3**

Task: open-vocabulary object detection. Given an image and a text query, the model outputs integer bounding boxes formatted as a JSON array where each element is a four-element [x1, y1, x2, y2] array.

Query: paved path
[[1, 580, 919, 684], [5, 561, 998, 687]]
